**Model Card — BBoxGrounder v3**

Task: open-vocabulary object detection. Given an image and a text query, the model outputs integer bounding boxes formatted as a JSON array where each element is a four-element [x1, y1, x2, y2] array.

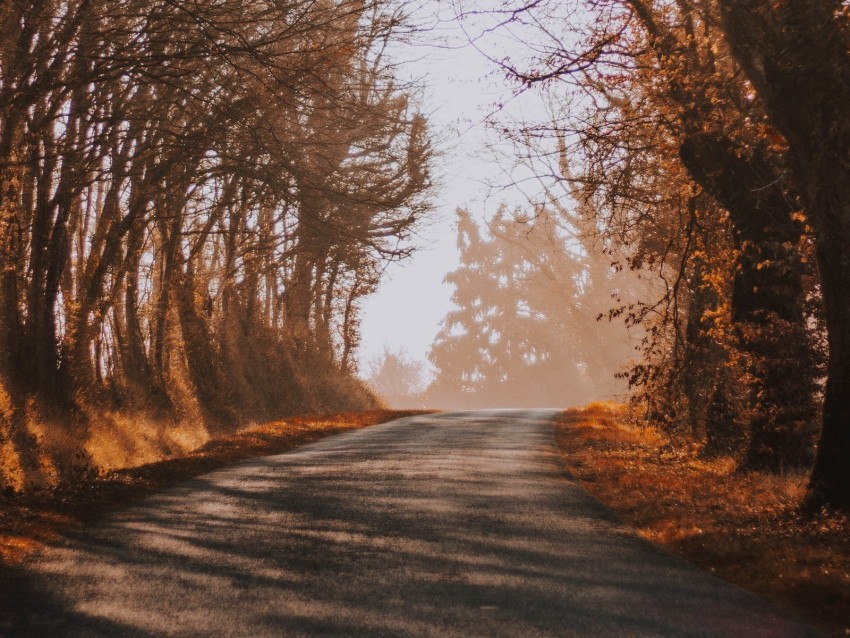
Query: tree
[[366, 346, 427, 407], [426, 206, 635, 409], [467, 0, 823, 471], [0, 0, 434, 489], [713, 0, 850, 508]]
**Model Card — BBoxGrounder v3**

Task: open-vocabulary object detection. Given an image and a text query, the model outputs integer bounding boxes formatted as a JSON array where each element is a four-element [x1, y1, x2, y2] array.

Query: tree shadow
[[8, 411, 823, 637]]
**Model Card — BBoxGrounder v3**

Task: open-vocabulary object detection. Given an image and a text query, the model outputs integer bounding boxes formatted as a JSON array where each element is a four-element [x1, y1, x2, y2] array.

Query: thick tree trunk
[[716, 0, 850, 506], [286, 218, 323, 362], [119, 220, 155, 397], [151, 216, 180, 391], [809, 227, 850, 505], [680, 134, 818, 470], [0, 146, 25, 385], [176, 267, 234, 423], [26, 179, 75, 401]]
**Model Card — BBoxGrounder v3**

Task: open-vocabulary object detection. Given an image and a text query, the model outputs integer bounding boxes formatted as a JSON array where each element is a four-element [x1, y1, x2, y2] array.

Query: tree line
[[472, 0, 849, 509], [366, 202, 643, 410], [425, 204, 638, 409], [0, 0, 431, 489]]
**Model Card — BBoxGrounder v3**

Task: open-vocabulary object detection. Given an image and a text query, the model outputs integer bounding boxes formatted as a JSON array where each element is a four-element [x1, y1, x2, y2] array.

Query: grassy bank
[[555, 403, 850, 636]]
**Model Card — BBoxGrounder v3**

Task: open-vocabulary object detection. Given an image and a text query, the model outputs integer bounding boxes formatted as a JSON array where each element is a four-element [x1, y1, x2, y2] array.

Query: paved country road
[[10, 410, 821, 637]]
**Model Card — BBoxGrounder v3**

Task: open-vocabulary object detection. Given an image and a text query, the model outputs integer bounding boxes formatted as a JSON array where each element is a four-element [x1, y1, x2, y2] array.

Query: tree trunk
[[121, 220, 154, 394], [809, 227, 850, 506], [176, 266, 234, 424], [716, 0, 850, 506], [286, 218, 323, 362], [0, 138, 25, 386], [680, 134, 818, 470], [151, 214, 181, 391]]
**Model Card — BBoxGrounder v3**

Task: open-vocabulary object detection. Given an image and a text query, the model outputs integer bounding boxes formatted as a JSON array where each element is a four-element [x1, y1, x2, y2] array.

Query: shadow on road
[[9, 411, 821, 637]]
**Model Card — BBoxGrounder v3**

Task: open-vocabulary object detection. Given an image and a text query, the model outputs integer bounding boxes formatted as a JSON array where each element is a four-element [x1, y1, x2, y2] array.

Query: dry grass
[[84, 408, 211, 473], [0, 409, 431, 567], [555, 403, 850, 637]]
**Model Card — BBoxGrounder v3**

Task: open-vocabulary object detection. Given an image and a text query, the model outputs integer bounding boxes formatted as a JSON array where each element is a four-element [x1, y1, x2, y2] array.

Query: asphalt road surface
[[12, 410, 821, 637]]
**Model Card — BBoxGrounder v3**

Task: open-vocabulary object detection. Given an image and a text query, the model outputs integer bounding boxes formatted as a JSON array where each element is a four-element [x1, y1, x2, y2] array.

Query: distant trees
[[0, 0, 432, 488], [366, 346, 427, 408], [426, 205, 636, 409]]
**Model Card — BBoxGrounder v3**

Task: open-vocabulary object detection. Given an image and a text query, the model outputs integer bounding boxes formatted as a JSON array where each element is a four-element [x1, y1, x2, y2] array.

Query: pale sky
[[358, 3, 538, 371]]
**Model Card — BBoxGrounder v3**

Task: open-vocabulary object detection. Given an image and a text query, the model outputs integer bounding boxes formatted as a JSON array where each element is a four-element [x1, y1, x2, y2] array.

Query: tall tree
[[427, 206, 634, 409], [713, 0, 850, 507], [469, 0, 822, 470], [0, 0, 433, 489]]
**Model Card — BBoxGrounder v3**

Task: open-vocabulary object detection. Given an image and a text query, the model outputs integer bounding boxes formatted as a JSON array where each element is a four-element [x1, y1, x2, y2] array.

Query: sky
[[357, 4, 536, 371]]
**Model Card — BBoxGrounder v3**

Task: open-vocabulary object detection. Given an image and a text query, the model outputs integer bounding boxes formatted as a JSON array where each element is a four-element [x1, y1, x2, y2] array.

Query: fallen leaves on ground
[[555, 403, 850, 638]]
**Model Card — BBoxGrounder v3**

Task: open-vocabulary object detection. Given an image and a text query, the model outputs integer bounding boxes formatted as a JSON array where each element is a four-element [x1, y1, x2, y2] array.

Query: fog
[[366, 204, 649, 410]]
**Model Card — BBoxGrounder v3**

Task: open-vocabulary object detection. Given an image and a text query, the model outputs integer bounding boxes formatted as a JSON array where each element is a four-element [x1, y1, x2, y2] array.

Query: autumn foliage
[[0, 1, 432, 491], [466, 0, 847, 508], [555, 404, 850, 636]]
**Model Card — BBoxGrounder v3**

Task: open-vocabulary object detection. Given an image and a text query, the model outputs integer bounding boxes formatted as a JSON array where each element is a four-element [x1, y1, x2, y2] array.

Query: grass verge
[[555, 403, 850, 637], [0, 409, 430, 567]]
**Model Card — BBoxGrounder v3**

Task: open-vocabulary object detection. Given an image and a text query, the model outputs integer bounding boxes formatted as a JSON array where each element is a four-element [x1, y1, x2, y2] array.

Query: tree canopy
[[459, 0, 844, 507]]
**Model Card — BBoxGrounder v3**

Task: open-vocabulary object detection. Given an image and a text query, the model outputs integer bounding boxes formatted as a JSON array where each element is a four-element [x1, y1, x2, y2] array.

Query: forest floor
[[555, 403, 850, 637], [0, 409, 430, 568]]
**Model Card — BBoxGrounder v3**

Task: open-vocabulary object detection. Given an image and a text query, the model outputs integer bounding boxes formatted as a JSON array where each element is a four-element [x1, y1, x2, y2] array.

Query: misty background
[[358, 3, 641, 409]]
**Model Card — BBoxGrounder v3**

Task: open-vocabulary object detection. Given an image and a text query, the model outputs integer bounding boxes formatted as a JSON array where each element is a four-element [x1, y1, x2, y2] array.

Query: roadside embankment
[[555, 403, 849, 637]]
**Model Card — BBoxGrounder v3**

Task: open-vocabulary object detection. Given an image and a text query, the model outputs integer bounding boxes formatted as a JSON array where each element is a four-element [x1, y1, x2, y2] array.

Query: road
[[12, 410, 821, 637]]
